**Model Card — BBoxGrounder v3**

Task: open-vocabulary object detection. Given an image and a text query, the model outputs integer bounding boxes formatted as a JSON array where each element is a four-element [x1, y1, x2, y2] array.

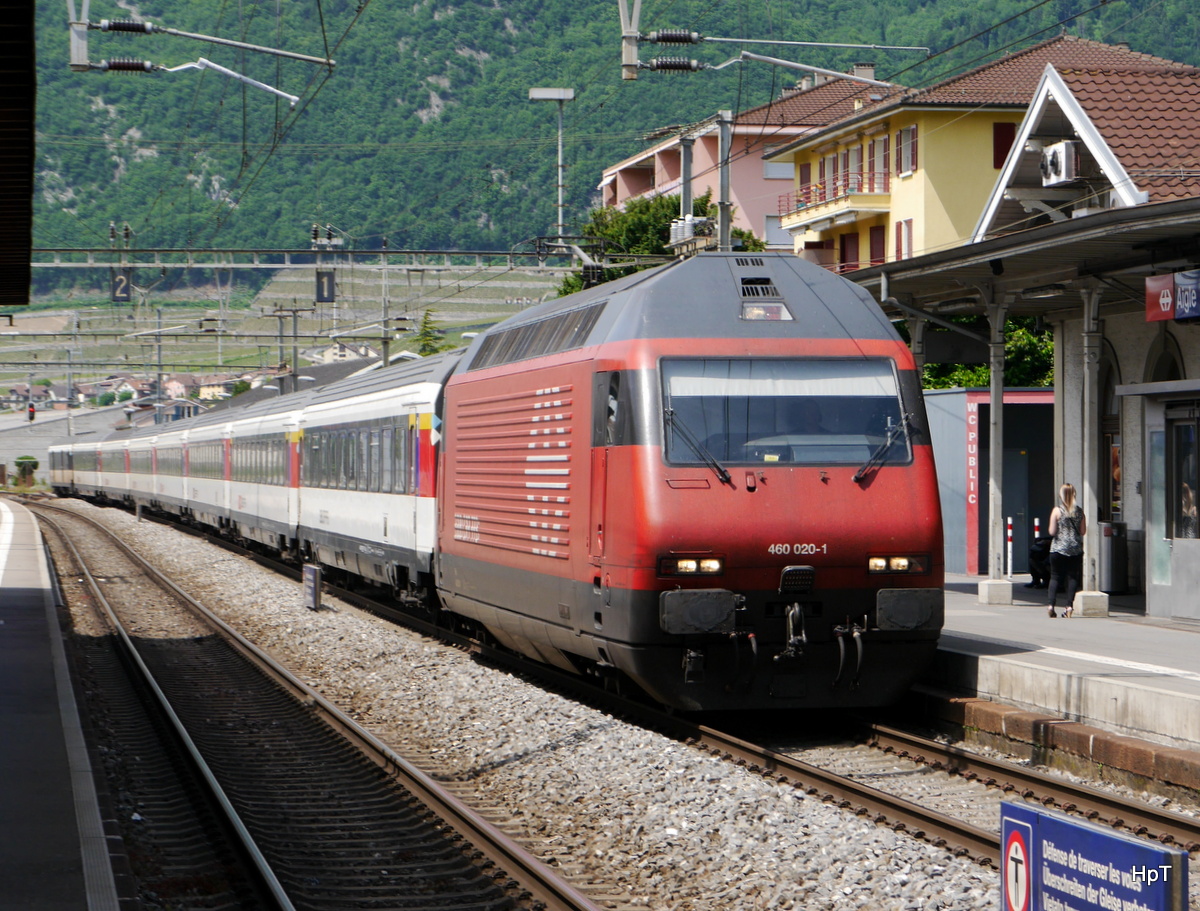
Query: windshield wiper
[[664, 408, 732, 486], [852, 415, 910, 484]]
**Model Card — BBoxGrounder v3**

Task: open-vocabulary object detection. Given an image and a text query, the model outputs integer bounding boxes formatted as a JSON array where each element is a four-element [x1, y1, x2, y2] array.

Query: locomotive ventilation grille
[[451, 384, 575, 560], [779, 565, 816, 594], [740, 277, 781, 299], [735, 257, 765, 267]]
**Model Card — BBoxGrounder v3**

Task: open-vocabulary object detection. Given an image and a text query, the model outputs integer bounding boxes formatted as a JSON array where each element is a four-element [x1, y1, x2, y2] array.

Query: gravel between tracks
[[55, 500, 1003, 910]]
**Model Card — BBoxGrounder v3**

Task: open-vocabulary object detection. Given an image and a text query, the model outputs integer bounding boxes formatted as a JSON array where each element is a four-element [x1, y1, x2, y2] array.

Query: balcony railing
[[778, 171, 891, 216]]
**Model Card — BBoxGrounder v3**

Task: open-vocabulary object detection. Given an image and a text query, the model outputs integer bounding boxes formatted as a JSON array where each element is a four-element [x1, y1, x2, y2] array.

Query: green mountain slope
[[32, 0, 1200, 275]]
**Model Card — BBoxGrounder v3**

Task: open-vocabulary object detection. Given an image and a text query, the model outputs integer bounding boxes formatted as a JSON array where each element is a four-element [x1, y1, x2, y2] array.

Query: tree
[[920, 316, 1054, 388], [557, 192, 766, 295], [415, 309, 453, 356], [14, 456, 38, 488]]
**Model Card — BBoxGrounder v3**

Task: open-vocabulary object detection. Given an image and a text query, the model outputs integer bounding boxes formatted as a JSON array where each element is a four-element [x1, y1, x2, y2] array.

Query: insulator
[[647, 29, 701, 45], [98, 58, 155, 73], [99, 18, 154, 33], [647, 57, 703, 72]]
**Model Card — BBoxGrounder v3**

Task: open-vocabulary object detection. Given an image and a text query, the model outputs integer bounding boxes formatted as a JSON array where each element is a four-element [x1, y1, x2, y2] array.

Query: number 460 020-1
[[767, 543, 827, 555]]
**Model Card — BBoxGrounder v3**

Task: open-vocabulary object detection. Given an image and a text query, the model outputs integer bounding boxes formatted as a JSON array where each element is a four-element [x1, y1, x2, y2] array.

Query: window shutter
[[993, 122, 1017, 169], [895, 133, 901, 173], [910, 126, 918, 170], [895, 222, 903, 260]]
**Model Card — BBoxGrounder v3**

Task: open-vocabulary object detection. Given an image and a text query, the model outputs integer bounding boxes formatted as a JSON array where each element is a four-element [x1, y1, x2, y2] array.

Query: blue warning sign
[[1000, 801, 1188, 911]]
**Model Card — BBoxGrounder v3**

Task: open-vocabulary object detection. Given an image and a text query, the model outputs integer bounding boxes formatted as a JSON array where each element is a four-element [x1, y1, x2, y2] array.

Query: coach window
[[395, 425, 409, 493], [369, 430, 381, 492], [407, 425, 418, 492], [381, 429, 394, 492], [356, 429, 368, 491]]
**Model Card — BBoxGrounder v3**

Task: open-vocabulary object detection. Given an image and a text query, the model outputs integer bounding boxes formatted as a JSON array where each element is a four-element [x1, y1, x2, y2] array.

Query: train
[[50, 251, 944, 711]]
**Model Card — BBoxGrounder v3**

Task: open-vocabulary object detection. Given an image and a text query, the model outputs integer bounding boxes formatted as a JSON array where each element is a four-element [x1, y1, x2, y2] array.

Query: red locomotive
[[436, 251, 943, 710]]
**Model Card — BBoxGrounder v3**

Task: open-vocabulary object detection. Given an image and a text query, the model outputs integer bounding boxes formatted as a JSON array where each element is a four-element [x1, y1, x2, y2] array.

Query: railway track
[[34, 501, 601, 911], [685, 721, 1200, 870], [37, 498, 1200, 904], [285, 541, 1200, 875]]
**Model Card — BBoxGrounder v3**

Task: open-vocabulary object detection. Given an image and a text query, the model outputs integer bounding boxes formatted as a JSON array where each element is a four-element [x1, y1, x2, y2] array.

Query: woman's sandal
[[1064, 606, 1073, 618], [1048, 607, 1057, 618]]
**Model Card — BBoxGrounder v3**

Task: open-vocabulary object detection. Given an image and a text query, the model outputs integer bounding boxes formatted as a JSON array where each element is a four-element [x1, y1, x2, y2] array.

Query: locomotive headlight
[[660, 556, 725, 576], [867, 555, 929, 574]]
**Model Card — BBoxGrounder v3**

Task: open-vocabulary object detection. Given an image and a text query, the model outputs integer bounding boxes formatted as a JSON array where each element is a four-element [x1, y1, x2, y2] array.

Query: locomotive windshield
[[661, 358, 909, 467]]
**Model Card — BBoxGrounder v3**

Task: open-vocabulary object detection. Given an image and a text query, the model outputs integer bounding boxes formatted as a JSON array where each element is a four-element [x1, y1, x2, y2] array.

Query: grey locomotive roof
[[456, 252, 898, 373]]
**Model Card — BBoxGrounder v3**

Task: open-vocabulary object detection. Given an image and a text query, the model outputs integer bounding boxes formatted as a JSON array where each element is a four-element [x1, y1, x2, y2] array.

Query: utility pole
[[381, 238, 390, 367], [680, 135, 694, 217], [156, 306, 164, 422], [272, 304, 315, 393], [66, 349, 74, 437], [718, 110, 732, 251]]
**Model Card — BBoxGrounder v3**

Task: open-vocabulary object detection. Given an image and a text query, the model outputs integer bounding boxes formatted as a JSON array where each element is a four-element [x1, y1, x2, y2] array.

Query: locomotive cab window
[[661, 358, 909, 467]]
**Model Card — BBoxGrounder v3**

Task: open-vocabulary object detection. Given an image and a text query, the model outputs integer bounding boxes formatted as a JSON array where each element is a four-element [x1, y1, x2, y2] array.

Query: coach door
[[589, 372, 618, 562]]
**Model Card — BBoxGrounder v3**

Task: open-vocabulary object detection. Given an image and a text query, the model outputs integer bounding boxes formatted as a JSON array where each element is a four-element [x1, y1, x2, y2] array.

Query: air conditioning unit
[[1040, 140, 1080, 187]]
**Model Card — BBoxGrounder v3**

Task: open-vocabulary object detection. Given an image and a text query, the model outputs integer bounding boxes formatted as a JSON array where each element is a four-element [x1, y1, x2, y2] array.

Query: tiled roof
[[805, 34, 1192, 136], [1059, 66, 1200, 202], [907, 34, 1187, 106], [737, 78, 901, 127]]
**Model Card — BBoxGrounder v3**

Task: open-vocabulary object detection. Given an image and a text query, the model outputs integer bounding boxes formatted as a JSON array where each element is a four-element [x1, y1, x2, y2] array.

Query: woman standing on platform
[[1047, 482, 1086, 618]]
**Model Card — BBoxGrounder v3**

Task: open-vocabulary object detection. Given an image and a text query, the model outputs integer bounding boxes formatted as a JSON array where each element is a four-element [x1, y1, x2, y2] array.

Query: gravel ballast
[[55, 500, 1009, 910]]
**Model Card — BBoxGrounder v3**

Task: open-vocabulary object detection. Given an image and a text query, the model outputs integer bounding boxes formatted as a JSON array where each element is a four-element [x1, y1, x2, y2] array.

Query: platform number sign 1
[[111, 269, 132, 303], [316, 270, 336, 303]]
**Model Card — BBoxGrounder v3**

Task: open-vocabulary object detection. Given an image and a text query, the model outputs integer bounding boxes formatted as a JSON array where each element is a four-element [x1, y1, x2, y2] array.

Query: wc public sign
[[1001, 801, 1187, 911]]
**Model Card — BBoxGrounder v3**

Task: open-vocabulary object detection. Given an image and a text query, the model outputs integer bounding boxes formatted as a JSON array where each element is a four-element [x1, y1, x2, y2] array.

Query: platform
[[0, 497, 121, 910], [915, 572, 1200, 791]]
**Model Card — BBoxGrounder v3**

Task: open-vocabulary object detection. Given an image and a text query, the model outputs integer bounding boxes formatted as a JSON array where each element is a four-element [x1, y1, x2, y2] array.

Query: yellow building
[[766, 36, 1180, 272]]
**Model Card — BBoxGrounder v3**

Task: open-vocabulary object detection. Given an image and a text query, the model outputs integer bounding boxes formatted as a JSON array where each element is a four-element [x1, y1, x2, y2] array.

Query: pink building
[[597, 67, 880, 248]]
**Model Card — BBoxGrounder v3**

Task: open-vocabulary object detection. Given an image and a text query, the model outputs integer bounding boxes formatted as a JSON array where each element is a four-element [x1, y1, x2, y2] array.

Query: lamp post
[[529, 87, 574, 238]]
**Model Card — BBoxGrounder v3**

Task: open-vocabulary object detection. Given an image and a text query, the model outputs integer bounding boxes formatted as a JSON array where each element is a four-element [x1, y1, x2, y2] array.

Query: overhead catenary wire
[[612, 0, 1160, 257]]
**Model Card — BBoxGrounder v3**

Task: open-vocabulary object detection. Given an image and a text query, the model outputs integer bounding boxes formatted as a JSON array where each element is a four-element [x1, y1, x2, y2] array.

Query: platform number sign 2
[[316, 270, 336, 303], [111, 269, 132, 303]]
